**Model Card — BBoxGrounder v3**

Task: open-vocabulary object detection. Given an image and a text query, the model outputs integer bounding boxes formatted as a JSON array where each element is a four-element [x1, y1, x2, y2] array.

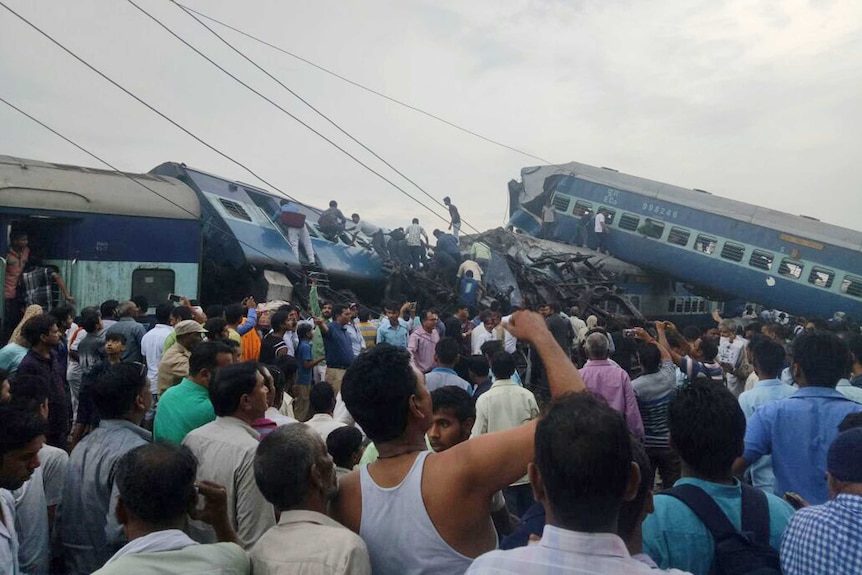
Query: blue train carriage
[[0, 155, 202, 322], [150, 162, 385, 305], [508, 162, 862, 320]]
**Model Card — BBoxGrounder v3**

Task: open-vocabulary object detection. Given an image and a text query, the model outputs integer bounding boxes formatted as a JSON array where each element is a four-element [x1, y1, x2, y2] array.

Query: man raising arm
[[335, 310, 584, 575]]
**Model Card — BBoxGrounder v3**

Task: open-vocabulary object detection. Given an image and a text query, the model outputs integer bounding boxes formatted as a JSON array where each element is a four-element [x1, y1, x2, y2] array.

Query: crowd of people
[[2, 268, 862, 574]]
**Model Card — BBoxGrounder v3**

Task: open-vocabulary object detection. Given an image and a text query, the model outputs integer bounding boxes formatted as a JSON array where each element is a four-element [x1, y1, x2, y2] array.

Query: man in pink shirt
[[407, 310, 440, 374], [579, 332, 644, 438]]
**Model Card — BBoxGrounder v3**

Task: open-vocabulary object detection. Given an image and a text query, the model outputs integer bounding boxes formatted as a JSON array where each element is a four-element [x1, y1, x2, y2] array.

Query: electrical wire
[[170, 0, 482, 235], [122, 0, 453, 229], [176, 3, 556, 166], [0, 0, 308, 209], [0, 94, 305, 271]]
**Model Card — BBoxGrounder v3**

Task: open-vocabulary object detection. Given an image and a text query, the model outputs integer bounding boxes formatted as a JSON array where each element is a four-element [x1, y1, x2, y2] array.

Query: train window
[[219, 198, 252, 222], [599, 209, 616, 225], [840, 275, 862, 298], [667, 226, 690, 246], [808, 267, 835, 289], [667, 298, 676, 313], [778, 259, 804, 280], [749, 250, 774, 271], [637, 218, 665, 239], [675, 299, 684, 313], [618, 213, 640, 232], [694, 234, 717, 255], [573, 200, 593, 216], [552, 195, 571, 212], [720, 241, 745, 262], [131, 269, 175, 307], [697, 299, 706, 313], [683, 299, 692, 313]]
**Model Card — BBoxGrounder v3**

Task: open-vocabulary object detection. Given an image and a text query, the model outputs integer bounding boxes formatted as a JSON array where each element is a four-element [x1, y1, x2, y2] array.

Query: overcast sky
[[2, 0, 860, 234]]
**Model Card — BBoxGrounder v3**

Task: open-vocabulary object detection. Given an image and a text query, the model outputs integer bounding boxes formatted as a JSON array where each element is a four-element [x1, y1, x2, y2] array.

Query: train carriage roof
[[521, 162, 862, 253], [0, 155, 200, 219]]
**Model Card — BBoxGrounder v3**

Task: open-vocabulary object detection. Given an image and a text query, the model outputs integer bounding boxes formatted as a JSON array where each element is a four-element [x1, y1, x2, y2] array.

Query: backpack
[[664, 483, 781, 575]]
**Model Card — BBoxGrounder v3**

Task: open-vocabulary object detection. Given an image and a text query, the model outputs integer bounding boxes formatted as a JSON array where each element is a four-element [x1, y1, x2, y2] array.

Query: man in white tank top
[[335, 311, 586, 575]]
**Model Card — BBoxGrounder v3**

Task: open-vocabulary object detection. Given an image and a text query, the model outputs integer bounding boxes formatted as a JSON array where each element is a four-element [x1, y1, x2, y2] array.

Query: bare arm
[[446, 311, 584, 496], [634, 326, 670, 362], [655, 322, 684, 367]]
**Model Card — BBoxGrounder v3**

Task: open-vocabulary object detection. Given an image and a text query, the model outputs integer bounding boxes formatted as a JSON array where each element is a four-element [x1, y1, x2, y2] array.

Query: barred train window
[[778, 259, 804, 280]]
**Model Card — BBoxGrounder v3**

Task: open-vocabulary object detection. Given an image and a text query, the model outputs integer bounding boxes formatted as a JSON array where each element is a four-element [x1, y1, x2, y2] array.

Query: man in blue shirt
[[424, 337, 472, 394], [736, 337, 796, 493], [643, 380, 794, 575], [432, 229, 460, 275], [375, 301, 410, 349], [732, 331, 862, 505], [318, 304, 355, 395]]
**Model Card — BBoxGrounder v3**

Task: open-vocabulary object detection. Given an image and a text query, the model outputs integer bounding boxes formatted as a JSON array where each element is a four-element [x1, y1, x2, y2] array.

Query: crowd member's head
[[205, 304, 225, 320], [209, 361, 268, 422], [255, 424, 337, 513], [223, 339, 242, 362], [617, 439, 655, 553], [466, 354, 490, 385], [80, 308, 102, 334], [455, 305, 470, 321], [331, 304, 350, 326], [412, 218, 419, 225], [838, 412, 862, 433], [326, 426, 364, 470], [189, 341, 234, 387], [174, 320, 208, 351], [490, 351, 516, 380], [383, 301, 401, 325], [681, 325, 701, 344], [297, 323, 313, 343], [7, 374, 50, 420], [269, 310, 291, 335], [105, 332, 128, 358], [697, 336, 719, 362], [22, 314, 61, 351], [224, 304, 245, 327], [749, 336, 786, 380], [155, 302, 173, 326], [10, 229, 28, 250], [0, 369, 10, 404], [636, 342, 662, 375], [117, 301, 138, 319], [357, 307, 371, 323], [792, 331, 850, 388], [531, 393, 637, 533], [204, 317, 229, 341], [274, 355, 298, 390], [744, 321, 763, 341], [321, 301, 333, 320], [480, 340, 504, 363], [170, 305, 193, 327], [429, 386, 475, 452], [718, 319, 737, 341], [131, 296, 149, 316], [114, 443, 197, 534], [92, 363, 151, 424], [343, 343, 431, 444], [669, 380, 745, 481], [826, 428, 862, 499], [100, 299, 120, 321], [421, 310, 439, 333], [0, 406, 46, 490], [762, 323, 784, 342], [434, 337, 459, 369], [50, 304, 75, 331], [310, 382, 336, 416], [585, 332, 610, 360]]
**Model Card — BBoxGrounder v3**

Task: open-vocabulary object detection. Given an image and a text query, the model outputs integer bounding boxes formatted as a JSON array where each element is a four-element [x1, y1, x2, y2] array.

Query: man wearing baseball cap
[[780, 426, 862, 574], [157, 320, 208, 394]]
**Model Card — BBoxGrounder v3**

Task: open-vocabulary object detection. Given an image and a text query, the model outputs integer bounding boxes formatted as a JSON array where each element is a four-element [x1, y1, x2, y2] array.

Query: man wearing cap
[[780, 427, 862, 574], [157, 320, 207, 395]]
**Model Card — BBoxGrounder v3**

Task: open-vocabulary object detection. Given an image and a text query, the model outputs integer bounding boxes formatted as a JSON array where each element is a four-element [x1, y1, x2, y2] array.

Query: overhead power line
[[177, 3, 555, 166], [169, 0, 481, 235], [0, 0, 307, 208], [120, 0, 455, 231]]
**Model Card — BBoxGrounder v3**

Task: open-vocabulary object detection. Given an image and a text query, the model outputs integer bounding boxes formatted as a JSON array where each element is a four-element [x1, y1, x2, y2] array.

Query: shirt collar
[[99, 419, 153, 441], [214, 416, 260, 439], [490, 378, 518, 388], [539, 525, 630, 559], [791, 386, 850, 399], [277, 509, 343, 529], [584, 359, 614, 366], [754, 378, 784, 387], [431, 367, 457, 375], [308, 413, 333, 422]]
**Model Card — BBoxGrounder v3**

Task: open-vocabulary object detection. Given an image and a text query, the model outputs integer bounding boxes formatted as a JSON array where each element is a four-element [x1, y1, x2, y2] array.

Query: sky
[[1, 0, 861, 235]]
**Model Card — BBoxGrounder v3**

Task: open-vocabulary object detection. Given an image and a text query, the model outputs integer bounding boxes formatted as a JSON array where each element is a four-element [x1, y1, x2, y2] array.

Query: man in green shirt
[[154, 341, 234, 444]]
